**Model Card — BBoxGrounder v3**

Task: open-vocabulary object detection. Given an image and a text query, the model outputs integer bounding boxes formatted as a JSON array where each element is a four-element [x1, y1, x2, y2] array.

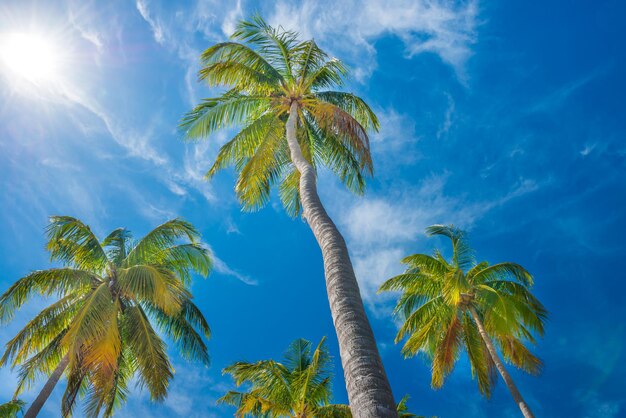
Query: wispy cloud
[[323, 173, 541, 310], [135, 0, 164, 44], [268, 0, 478, 79], [207, 246, 257, 286]]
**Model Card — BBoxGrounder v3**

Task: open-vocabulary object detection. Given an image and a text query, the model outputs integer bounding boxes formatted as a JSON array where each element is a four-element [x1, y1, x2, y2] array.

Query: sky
[[0, 0, 624, 417]]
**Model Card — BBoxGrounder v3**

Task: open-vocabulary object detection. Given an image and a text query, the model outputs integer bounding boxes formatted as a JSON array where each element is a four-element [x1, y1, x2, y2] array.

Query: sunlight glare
[[0, 32, 62, 85]]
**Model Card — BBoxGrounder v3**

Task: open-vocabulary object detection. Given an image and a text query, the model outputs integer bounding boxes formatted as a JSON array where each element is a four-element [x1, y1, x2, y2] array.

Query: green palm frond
[[117, 265, 188, 314], [400, 254, 448, 277], [15, 332, 66, 396], [181, 94, 273, 140], [302, 58, 347, 91], [234, 122, 287, 211], [425, 224, 475, 270], [207, 113, 281, 178], [462, 314, 496, 397], [316, 403, 352, 417], [46, 216, 109, 272], [232, 14, 298, 81], [124, 218, 199, 266], [0, 268, 96, 324], [101, 228, 132, 266], [496, 335, 543, 375], [199, 42, 283, 94], [123, 305, 173, 400], [471, 262, 533, 286], [1, 293, 81, 367], [63, 283, 119, 362], [150, 243, 212, 284], [61, 357, 89, 418], [313, 91, 379, 132], [143, 301, 210, 365]]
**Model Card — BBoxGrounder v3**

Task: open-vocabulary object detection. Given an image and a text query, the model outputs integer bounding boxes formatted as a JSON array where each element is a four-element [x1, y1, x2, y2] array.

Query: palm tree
[[180, 16, 396, 417], [219, 337, 351, 418], [0, 216, 212, 417], [378, 225, 547, 418], [0, 399, 25, 417], [396, 396, 418, 418]]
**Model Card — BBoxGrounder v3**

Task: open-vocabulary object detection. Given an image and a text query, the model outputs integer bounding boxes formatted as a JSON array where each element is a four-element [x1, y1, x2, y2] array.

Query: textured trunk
[[285, 101, 397, 417], [469, 307, 535, 418], [24, 354, 69, 418]]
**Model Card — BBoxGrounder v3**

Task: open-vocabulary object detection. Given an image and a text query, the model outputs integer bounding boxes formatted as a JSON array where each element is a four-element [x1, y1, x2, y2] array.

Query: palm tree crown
[[378, 225, 547, 397], [219, 337, 351, 418], [0, 216, 212, 417], [180, 15, 379, 216]]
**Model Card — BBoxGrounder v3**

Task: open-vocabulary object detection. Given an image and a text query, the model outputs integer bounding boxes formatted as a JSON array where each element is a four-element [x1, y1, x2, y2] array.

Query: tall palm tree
[[219, 337, 351, 417], [180, 16, 396, 417], [0, 216, 212, 417], [379, 225, 547, 418]]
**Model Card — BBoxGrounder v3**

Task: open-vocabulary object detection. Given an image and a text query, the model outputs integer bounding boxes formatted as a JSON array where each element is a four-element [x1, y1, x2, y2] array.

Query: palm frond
[[46, 216, 109, 272], [1, 293, 82, 367], [496, 335, 543, 375], [472, 262, 533, 287], [199, 42, 283, 94], [143, 301, 210, 365], [0, 269, 97, 324], [234, 121, 287, 211], [425, 224, 475, 270], [431, 314, 463, 388], [123, 306, 173, 400], [181, 93, 273, 140], [462, 314, 496, 397], [118, 265, 188, 315], [146, 243, 212, 285], [207, 113, 282, 178], [313, 91, 379, 132], [63, 283, 117, 362], [232, 14, 298, 81], [316, 403, 352, 418], [101, 228, 132, 266], [14, 332, 67, 396], [124, 219, 199, 266]]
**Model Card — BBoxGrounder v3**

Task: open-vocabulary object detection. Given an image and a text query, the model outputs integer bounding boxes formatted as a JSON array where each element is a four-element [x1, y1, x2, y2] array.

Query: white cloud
[[135, 0, 165, 44], [437, 93, 456, 138], [324, 173, 541, 310], [580, 143, 597, 156], [207, 246, 257, 286], [268, 0, 478, 78], [371, 108, 422, 171]]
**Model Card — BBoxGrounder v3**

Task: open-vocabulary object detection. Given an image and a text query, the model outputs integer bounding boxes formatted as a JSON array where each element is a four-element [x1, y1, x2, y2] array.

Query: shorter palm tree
[[219, 337, 351, 418], [379, 225, 547, 418], [0, 217, 212, 417], [0, 399, 25, 417], [219, 338, 425, 418]]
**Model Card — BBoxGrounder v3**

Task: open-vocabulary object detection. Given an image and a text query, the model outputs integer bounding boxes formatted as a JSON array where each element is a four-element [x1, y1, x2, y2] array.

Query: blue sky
[[0, 0, 624, 417]]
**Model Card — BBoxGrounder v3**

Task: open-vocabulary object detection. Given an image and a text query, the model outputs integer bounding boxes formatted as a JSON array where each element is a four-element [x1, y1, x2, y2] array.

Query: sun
[[0, 32, 62, 85]]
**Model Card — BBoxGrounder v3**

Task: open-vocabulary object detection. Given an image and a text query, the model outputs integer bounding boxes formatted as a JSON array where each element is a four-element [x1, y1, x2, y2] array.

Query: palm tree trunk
[[24, 354, 69, 418], [285, 101, 397, 418], [468, 306, 535, 418]]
